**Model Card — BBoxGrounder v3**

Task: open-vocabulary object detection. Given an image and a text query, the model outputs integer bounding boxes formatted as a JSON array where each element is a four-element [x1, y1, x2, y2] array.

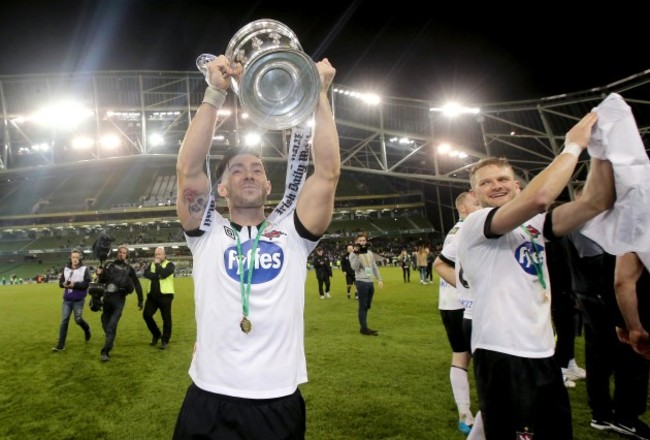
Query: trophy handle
[[196, 53, 217, 81]]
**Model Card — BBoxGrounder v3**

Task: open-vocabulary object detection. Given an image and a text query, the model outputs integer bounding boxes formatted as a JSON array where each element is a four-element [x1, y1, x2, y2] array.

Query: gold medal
[[240, 317, 252, 334]]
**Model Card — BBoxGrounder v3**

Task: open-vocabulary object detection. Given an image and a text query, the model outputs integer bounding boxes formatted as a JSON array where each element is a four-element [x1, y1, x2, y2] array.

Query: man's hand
[[138, 301, 143, 311], [204, 55, 242, 91], [316, 58, 336, 93], [565, 112, 598, 149], [617, 326, 650, 359]]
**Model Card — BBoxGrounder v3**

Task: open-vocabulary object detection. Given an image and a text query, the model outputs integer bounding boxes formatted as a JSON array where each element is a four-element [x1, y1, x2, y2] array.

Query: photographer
[[52, 249, 91, 352], [96, 244, 143, 362], [349, 232, 383, 336]]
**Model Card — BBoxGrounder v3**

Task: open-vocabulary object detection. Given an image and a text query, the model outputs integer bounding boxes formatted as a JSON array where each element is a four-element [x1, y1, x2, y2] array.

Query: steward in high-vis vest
[[143, 246, 176, 349]]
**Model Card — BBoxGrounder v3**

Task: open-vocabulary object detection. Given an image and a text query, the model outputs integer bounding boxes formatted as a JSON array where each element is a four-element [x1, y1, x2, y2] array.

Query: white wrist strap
[[202, 87, 227, 109], [561, 142, 582, 158]]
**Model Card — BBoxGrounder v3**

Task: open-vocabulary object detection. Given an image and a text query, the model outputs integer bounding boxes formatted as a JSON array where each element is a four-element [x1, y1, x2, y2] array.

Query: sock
[[467, 411, 484, 440], [450, 365, 472, 422]]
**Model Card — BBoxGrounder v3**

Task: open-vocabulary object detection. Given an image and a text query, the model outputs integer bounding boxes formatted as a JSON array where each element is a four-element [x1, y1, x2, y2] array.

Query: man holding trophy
[[173, 19, 340, 440]]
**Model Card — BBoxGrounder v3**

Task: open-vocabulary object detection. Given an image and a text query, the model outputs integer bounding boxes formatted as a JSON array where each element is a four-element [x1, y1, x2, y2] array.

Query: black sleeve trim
[[438, 253, 455, 268], [184, 228, 205, 237], [484, 208, 503, 239], [294, 211, 321, 242], [543, 212, 559, 241]]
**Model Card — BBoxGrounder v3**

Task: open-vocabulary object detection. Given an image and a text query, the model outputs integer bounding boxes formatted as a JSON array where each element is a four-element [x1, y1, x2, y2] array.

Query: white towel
[[580, 93, 650, 255]]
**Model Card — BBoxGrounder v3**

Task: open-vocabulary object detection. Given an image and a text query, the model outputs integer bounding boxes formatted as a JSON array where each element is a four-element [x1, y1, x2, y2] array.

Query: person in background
[[433, 191, 481, 434], [350, 232, 383, 336], [399, 249, 411, 283], [545, 201, 585, 389], [96, 244, 143, 362], [425, 247, 434, 282], [52, 249, 91, 352], [173, 54, 339, 439], [559, 186, 650, 438], [341, 244, 357, 299], [416, 245, 428, 284], [313, 247, 333, 299], [143, 246, 176, 349]]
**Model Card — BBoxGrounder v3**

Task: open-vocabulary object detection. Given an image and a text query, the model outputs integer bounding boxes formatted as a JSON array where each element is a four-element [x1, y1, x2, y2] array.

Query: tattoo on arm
[[183, 189, 209, 220]]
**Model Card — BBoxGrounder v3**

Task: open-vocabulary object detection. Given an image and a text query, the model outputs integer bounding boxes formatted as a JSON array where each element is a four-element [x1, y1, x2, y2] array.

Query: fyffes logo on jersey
[[515, 241, 544, 276], [224, 241, 284, 283]]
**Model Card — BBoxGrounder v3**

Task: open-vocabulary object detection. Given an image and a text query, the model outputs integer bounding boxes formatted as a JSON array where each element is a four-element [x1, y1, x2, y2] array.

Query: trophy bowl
[[225, 19, 320, 130]]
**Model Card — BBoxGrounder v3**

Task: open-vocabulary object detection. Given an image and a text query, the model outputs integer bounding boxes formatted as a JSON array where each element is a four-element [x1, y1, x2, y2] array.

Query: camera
[[88, 283, 106, 312]]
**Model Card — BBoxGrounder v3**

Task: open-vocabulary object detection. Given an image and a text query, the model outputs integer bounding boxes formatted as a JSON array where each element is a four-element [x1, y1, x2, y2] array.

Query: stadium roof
[[1, 69, 649, 232]]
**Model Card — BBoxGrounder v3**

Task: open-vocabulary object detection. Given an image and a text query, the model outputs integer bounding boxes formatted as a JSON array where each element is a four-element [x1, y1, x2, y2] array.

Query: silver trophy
[[197, 19, 321, 130]]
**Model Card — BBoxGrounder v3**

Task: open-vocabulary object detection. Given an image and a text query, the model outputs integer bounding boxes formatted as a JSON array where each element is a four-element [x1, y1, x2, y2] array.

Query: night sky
[[0, 0, 646, 104]]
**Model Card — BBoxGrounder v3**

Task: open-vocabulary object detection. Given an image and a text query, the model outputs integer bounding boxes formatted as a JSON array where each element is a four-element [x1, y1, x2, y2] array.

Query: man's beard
[[229, 191, 266, 209]]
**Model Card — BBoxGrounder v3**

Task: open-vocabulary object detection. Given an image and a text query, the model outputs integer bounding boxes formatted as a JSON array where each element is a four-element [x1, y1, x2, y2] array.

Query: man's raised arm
[[295, 58, 341, 236], [176, 55, 237, 231]]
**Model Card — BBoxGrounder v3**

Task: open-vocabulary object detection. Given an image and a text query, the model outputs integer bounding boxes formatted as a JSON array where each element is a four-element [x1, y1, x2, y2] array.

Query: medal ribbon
[[234, 220, 268, 318], [520, 225, 547, 289], [267, 121, 313, 224]]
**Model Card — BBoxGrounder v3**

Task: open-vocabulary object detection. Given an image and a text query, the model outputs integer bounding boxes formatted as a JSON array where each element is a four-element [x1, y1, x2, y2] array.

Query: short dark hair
[[215, 146, 263, 183]]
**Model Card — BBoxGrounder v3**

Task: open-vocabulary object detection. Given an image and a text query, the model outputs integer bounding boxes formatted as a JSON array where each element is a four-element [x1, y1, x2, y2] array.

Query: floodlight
[[437, 143, 451, 154], [31, 100, 93, 129], [430, 103, 480, 117], [244, 133, 262, 146], [99, 134, 121, 149], [71, 137, 94, 150], [149, 133, 164, 147]]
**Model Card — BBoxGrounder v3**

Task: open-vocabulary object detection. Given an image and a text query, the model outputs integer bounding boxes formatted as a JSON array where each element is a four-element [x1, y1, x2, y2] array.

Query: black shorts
[[440, 309, 469, 353], [462, 317, 472, 350], [173, 383, 305, 440], [345, 273, 355, 285], [473, 349, 572, 440]]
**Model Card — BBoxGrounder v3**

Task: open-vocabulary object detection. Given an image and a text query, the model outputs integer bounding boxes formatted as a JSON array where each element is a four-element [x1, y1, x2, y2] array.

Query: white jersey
[[185, 211, 318, 399], [438, 220, 464, 311], [440, 222, 475, 319], [455, 208, 554, 358]]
